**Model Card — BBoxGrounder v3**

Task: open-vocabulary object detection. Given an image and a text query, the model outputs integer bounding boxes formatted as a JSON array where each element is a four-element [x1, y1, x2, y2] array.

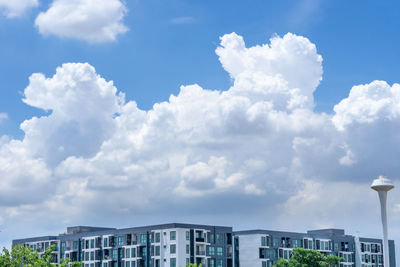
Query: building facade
[[234, 228, 396, 267], [12, 223, 234, 267], [12, 225, 395, 267]]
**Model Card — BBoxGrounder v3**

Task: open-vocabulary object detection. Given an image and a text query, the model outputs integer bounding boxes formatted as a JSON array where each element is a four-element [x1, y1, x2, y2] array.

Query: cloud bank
[[0, 33, 399, 256], [0, 0, 38, 18], [35, 0, 128, 43]]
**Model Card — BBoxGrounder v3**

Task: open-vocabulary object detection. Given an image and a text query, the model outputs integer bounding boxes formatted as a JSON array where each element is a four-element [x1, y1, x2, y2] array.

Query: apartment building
[[234, 228, 396, 267], [12, 223, 234, 267], [12, 225, 395, 267]]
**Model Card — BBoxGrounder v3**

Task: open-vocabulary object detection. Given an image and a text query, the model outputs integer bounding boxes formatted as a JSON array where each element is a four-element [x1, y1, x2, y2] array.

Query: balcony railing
[[196, 250, 206, 256]]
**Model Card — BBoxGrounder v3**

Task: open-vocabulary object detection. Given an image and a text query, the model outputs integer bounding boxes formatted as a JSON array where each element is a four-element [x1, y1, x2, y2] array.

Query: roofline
[[12, 222, 233, 244]]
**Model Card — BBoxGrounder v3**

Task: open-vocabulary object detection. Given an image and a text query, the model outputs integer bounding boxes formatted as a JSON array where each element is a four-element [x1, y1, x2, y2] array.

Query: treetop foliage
[[273, 248, 345, 267]]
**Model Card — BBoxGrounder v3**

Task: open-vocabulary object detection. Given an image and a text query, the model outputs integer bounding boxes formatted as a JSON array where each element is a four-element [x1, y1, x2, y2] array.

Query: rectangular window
[[132, 261, 136, 267], [261, 237, 266, 246], [186, 244, 190, 254], [156, 233, 161, 243], [126, 261, 130, 267], [170, 231, 176, 241], [170, 258, 176, 267], [141, 234, 147, 244], [210, 259, 215, 267], [90, 251, 94, 261], [85, 252, 89, 261], [113, 249, 118, 259], [155, 246, 160, 256], [209, 246, 215, 256], [170, 244, 176, 254], [217, 247, 223, 256], [262, 262, 267, 267], [210, 234, 215, 243], [90, 239, 95, 249], [131, 248, 136, 258], [73, 241, 78, 250], [126, 248, 131, 258], [118, 237, 124, 246], [217, 259, 223, 267], [216, 234, 223, 244], [186, 231, 190, 241]]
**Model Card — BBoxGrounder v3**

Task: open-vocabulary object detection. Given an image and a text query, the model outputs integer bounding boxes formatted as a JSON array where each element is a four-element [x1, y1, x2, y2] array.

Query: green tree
[[273, 248, 344, 267], [0, 244, 82, 266], [186, 264, 202, 267]]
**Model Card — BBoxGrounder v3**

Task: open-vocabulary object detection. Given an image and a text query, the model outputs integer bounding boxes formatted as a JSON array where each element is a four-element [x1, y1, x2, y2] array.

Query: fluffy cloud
[[21, 63, 124, 167], [35, 0, 128, 43], [0, 0, 38, 18], [333, 81, 400, 131], [1, 32, 399, 257]]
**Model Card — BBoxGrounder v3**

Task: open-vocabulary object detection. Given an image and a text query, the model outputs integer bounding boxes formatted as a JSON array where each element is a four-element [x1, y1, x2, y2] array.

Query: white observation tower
[[371, 175, 394, 267]]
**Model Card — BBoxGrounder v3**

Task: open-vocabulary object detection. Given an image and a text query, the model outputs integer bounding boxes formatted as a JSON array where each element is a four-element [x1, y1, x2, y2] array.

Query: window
[[186, 231, 190, 241], [217, 259, 223, 267], [170, 244, 176, 254], [73, 241, 78, 250], [210, 259, 215, 267], [262, 262, 267, 267], [90, 239, 95, 249], [132, 261, 136, 267], [141, 234, 147, 244], [155, 246, 160, 256], [170, 258, 176, 267], [131, 248, 136, 258], [186, 244, 190, 254], [209, 246, 215, 256], [170, 231, 176, 241], [186, 259, 190, 264], [261, 237, 266, 246], [113, 249, 118, 259], [126, 248, 131, 258], [126, 262, 130, 267], [216, 234, 223, 244], [85, 252, 89, 261], [210, 234, 215, 243], [155, 233, 161, 243], [217, 247, 223, 256], [118, 237, 124, 246]]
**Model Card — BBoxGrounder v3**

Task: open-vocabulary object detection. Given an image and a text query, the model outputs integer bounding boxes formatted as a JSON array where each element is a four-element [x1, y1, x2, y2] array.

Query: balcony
[[196, 250, 206, 256]]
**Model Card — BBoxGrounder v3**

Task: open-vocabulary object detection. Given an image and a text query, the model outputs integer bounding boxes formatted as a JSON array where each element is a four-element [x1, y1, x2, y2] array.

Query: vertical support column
[[378, 191, 390, 267]]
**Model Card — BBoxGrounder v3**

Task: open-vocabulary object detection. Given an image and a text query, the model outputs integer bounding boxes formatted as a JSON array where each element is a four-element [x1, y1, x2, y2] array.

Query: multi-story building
[[12, 225, 396, 267], [234, 228, 396, 267], [12, 223, 234, 267]]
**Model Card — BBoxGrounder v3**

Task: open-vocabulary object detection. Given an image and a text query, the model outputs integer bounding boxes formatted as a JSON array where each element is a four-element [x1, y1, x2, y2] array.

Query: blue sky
[[1, 0, 400, 137], [1, 0, 400, 260]]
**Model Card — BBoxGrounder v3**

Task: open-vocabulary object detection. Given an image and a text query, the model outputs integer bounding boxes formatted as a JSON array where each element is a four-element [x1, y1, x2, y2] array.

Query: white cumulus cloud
[[0, 32, 399, 257], [0, 0, 38, 18], [35, 0, 128, 43]]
